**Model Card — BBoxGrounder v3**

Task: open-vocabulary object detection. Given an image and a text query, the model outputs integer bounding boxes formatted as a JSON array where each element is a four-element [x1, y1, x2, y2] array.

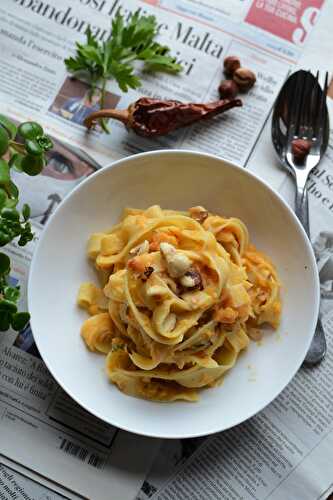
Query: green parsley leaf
[[64, 11, 182, 131]]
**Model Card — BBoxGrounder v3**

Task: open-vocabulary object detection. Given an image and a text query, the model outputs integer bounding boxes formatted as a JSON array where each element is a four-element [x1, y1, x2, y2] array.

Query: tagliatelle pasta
[[77, 205, 281, 402]]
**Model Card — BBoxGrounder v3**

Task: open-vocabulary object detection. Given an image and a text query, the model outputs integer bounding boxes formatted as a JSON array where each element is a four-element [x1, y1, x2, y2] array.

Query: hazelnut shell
[[233, 68, 256, 91], [291, 139, 311, 162], [218, 79, 239, 99], [223, 56, 241, 77]]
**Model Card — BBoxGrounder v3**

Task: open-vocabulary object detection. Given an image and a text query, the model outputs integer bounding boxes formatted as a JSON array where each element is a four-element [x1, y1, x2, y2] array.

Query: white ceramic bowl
[[28, 150, 319, 439]]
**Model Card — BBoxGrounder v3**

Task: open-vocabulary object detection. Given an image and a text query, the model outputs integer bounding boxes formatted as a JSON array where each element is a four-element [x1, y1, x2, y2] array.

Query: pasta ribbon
[[77, 206, 281, 402]]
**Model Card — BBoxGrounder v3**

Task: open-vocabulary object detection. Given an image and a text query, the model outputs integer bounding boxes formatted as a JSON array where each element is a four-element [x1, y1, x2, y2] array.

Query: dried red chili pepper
[[84, 97, 242, 137]]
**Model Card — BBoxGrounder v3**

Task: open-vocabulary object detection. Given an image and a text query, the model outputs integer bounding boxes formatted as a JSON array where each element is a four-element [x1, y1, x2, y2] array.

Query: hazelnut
[[129, 239, 149, 256], [159, 242, 176, 257], [223, 55, 241, 77], [160, 242, 192, 278], [143, 266, 154, 279], [291, 139, 311, 163], [180, 270, 203, 290], [233, 68, 256, 92], [146, 284, 166, 297], [189, 206, 209, 224], [218, 80, 239, 99], [167, 253, 191, 278]]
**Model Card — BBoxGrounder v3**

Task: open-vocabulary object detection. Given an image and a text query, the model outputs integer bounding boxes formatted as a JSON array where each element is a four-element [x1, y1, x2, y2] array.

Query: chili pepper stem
[[84, 109, 130, 129]]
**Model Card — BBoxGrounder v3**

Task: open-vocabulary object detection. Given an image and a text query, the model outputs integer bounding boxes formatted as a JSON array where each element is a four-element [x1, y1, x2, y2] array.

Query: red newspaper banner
[[245, 0, 324, 45]]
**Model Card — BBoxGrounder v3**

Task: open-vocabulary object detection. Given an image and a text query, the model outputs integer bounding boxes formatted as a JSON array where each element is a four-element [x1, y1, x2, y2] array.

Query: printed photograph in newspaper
[[49, 77, 121, 128]]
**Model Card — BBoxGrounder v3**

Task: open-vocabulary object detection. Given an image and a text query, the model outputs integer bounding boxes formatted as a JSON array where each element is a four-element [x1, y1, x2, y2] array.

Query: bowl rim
[[28, 149, 320, 438]]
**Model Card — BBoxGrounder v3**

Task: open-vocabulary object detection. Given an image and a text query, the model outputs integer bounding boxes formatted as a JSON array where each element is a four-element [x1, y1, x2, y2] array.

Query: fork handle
[[294, 174, 310, 237]]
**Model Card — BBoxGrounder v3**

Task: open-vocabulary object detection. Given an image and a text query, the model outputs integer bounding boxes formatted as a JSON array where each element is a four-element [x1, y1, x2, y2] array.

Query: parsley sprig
[[65, 11, 182, 131]]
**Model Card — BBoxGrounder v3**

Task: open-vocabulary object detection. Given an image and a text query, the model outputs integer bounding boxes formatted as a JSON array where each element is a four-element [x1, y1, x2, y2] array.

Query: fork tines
[[315, 71, 329, 140], [287, 70, 329, 147]]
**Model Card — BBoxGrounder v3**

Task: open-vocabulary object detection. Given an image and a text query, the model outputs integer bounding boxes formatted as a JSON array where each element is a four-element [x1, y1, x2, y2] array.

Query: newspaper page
[[135, 94, 333, 500], [0, 455, 84, 500], [320, 485, 333, 500], [0, 0, 322, 167], [0, 0, 330, 499], [0, 134, 160, 500]]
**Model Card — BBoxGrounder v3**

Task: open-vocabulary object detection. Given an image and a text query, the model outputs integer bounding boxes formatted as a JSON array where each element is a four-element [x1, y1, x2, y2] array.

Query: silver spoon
[[272, 70, 329, 366]]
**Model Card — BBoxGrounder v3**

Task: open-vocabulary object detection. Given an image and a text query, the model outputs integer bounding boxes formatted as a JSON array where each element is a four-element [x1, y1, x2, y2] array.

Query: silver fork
[[283, 70, 329, 365]]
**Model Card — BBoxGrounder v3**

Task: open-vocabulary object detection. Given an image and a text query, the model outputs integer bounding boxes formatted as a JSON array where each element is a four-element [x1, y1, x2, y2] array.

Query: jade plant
[[0, 115, 53, 332]]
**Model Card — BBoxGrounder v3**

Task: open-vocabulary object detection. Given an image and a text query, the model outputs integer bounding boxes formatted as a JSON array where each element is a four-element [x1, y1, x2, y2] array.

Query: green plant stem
[[9, 141, 25, 154], [99, 78, 109, 133], [3, 185, 11, 198], [122, 54, 138, 64]]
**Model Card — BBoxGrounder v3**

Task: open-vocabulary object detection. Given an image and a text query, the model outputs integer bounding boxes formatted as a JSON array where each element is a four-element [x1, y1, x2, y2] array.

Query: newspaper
[[0, 455, 84, 500], [0, 0, 332, 499], [0, 0, 307, 167]]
